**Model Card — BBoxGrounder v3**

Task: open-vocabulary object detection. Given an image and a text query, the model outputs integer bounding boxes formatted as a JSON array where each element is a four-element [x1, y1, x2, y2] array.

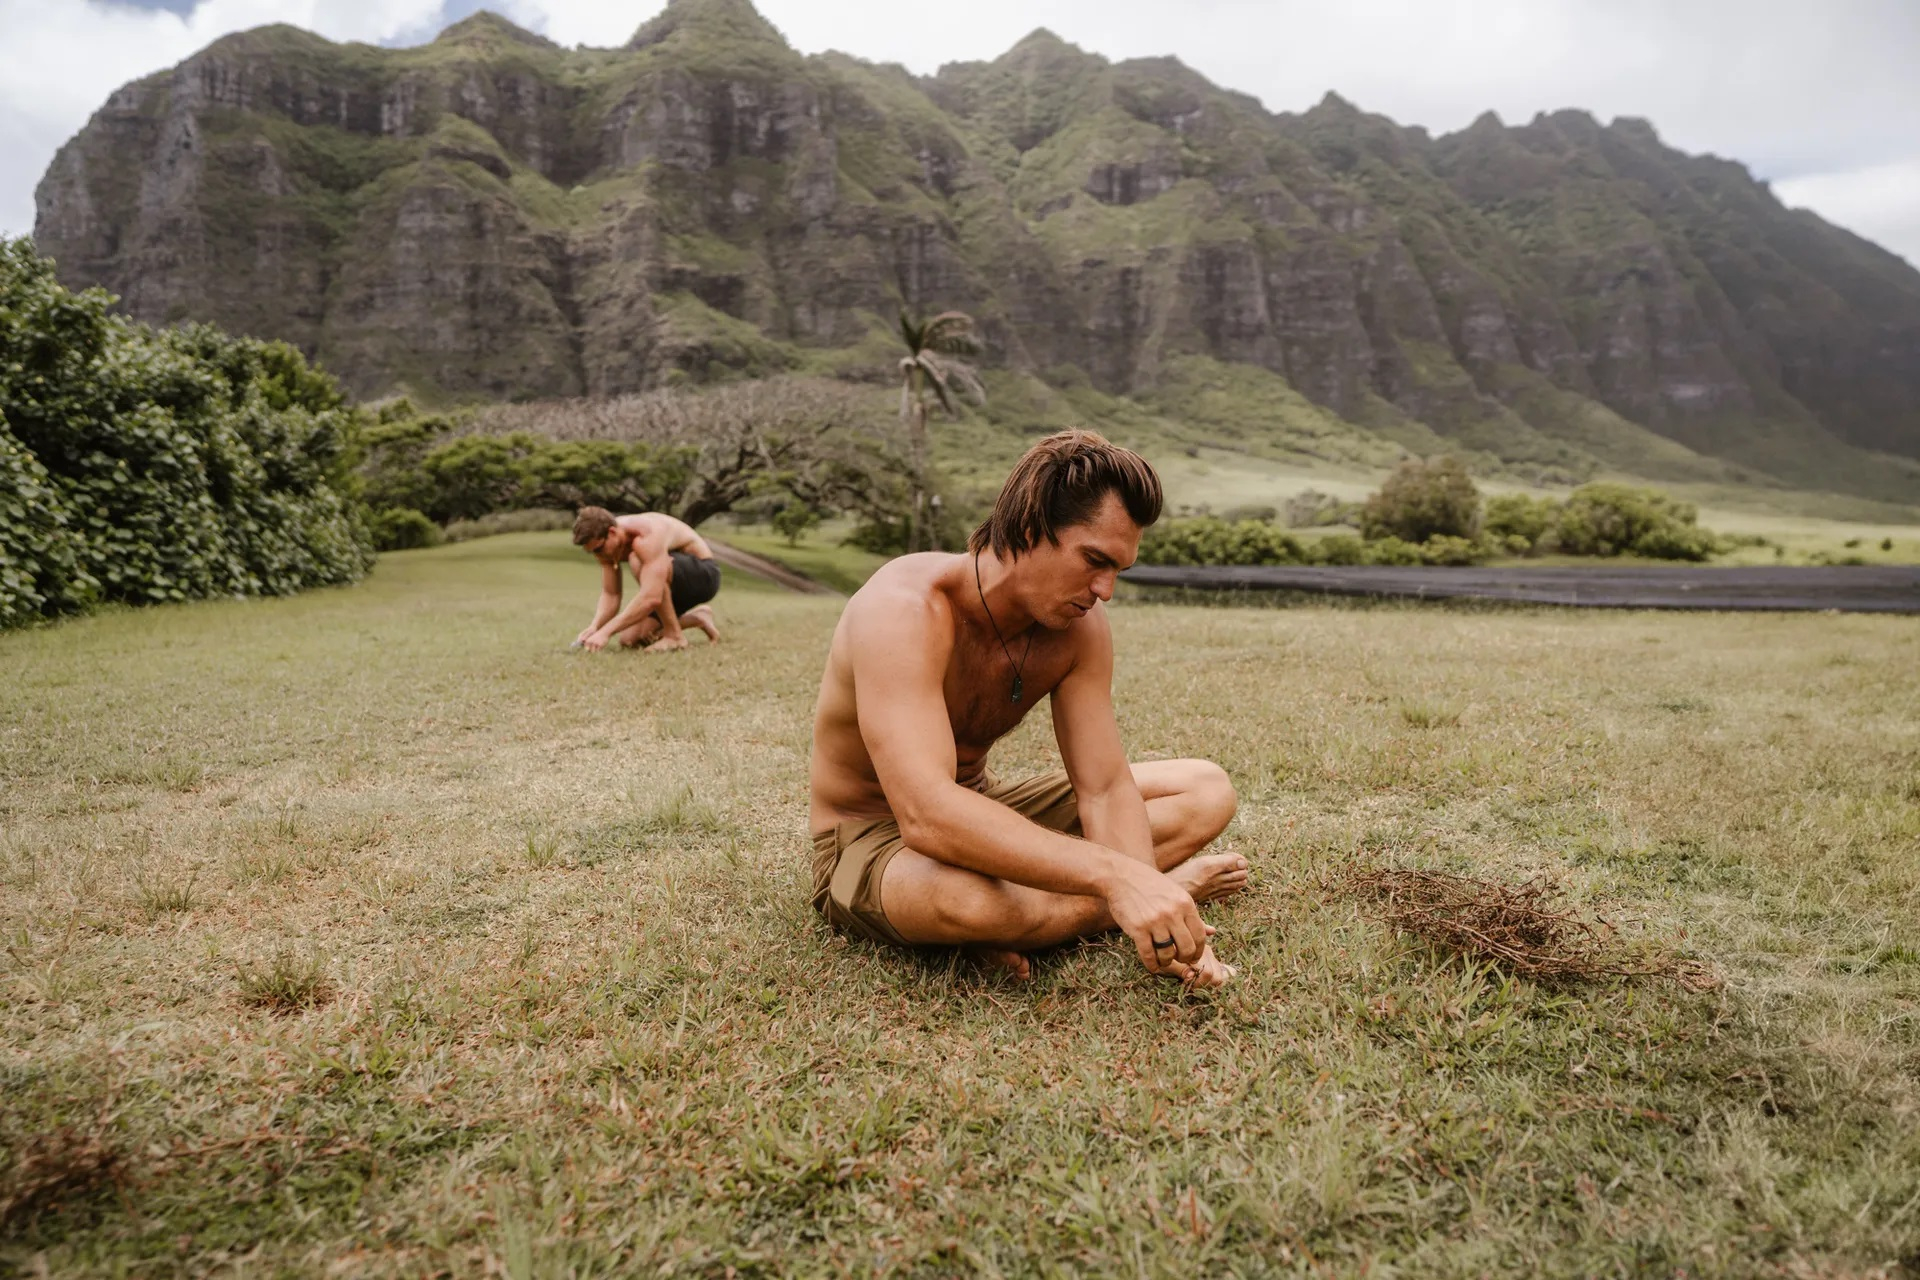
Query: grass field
[[1122, 444, 1920, 565], [3, 532, 1919, 1277]]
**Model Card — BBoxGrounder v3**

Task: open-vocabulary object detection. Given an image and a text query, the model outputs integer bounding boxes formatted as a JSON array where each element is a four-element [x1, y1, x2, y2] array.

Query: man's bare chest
[[943, 630, 1072, 748]]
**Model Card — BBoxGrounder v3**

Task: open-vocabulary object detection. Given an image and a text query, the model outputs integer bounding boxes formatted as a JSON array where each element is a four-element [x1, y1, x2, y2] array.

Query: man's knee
[[1185, 758, 1237, 839], [1153, 757, 1235, 830]]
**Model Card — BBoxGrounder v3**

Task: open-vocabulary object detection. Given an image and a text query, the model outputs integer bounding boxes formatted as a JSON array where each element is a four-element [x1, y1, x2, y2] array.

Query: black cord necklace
[[974, 553, 1036, 703]]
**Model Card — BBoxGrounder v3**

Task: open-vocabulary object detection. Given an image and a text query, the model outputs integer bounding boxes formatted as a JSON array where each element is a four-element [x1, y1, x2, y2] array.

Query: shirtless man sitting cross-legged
[[808, 430, 1249, 988]]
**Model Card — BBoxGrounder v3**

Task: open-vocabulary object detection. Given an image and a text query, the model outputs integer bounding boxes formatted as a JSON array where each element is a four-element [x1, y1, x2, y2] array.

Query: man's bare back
[[806, 433, 1248, 987], [611, 512, 713, 562]]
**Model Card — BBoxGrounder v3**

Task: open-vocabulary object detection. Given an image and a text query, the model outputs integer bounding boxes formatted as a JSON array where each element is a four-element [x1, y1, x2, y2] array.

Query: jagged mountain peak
[[1607, 115, 1663, 145], [29, 10, 1920, 502], [1008, 27, 1075, 53], [990, 26, 1105, 76], [433, 10, 560, 50], [627, 0, 790, 53]]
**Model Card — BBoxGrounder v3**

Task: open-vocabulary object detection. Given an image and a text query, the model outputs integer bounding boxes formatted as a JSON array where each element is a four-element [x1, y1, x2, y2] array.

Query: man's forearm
[[902, 783, 1132, 899], [588, 593, 621, 631], [598, 585, 663, 636], [1075, 785, 1155, 868]]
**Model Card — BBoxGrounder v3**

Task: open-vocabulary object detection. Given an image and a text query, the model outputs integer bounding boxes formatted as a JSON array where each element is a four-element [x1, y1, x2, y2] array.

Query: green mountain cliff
[[31, 0, 1920, 501]]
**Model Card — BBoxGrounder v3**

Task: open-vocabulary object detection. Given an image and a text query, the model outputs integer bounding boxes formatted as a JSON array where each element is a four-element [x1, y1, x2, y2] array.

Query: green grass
[[3, 532, 1919, 1275], [713, 520, 891, 595]]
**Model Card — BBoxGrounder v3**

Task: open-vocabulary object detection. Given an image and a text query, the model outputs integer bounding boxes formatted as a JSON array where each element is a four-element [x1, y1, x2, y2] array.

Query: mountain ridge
[[30, 2, 1920, 502]]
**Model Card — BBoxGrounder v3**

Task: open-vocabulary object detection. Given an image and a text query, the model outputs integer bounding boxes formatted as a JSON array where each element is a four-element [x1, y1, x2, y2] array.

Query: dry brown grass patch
[[0, 1116, 126, 1232], [1337, 866, 1720, 989]]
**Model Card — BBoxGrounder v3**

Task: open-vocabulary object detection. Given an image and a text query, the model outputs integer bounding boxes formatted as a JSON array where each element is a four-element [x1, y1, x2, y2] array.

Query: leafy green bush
[[0, 413, 94, 628], [771, 500, 822, 547], [0, 238, 371, 629], [1418, 535, 1485, 566], [846, 486, 985, 556], [1482, 493, 1560, 552], [1360, 457, 1481, 543], [1308, 534, 1366, 566], [417, 434, 546, 523], [357, 409, 699, 528], [357, 406, 451, 516], [442, 509, 574, 543], [1554, 483, 1719, 561], [1137, 517, 1307, 567], [1135, 521, 1495, 568], [369, 507, 441, 552], [1357, 536, 1423, 566]]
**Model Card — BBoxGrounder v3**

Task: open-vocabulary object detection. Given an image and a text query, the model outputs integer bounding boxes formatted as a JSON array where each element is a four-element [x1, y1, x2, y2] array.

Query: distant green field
[[4, 533, 1918, 1274], [710, 521, 889, 595]]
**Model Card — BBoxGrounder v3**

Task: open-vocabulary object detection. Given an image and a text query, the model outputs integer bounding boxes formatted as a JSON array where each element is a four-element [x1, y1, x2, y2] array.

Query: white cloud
[[3, 0, 1918, 272], [1777, 160, 1920, 268], [0, 0, 448, 236]]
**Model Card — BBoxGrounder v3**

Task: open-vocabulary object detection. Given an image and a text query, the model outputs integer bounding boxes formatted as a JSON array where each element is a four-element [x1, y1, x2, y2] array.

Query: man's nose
[[1092, 570, 1115, 601]]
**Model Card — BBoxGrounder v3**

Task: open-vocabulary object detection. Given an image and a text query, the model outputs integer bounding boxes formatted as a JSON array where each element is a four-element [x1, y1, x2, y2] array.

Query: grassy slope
[[2, 534, 1918, 1276], [711, 523, 889, 596]]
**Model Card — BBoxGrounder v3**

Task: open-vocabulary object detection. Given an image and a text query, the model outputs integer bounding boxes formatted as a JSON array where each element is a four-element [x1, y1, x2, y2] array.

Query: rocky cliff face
[[32, 0, 1920, 499]]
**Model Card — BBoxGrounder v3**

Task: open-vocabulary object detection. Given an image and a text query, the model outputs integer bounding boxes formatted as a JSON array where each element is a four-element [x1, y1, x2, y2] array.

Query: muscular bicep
[[847, 595, 957, 822], [1050, 607, 1132, 798], [630, 535, 671, 600]]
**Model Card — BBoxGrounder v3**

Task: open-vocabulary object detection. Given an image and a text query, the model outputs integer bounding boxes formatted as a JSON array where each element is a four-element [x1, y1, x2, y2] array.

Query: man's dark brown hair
[[572, 506, 616, 548], [969, 429, 1163, 559]]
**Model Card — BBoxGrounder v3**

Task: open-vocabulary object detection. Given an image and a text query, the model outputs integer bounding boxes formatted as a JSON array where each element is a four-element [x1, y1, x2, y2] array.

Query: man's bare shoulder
[[619, 512, 671, 537], [841, 553, 960, 643]]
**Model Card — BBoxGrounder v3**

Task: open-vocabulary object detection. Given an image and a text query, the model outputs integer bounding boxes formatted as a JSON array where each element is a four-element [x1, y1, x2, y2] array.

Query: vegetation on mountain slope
[[29, 0, 1920, 507]]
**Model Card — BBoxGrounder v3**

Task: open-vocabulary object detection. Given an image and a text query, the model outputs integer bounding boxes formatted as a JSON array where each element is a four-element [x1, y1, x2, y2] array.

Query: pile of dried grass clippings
[[1336, 866, 1719, 990]]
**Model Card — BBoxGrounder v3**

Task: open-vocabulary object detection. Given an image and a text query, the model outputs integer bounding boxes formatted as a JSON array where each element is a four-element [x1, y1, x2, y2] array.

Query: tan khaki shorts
[[810, 770, 1081, 948]]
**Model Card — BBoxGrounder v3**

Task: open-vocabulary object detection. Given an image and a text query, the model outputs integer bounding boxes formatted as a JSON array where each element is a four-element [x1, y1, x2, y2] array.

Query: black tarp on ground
[[1119, 564, 1920, 613]]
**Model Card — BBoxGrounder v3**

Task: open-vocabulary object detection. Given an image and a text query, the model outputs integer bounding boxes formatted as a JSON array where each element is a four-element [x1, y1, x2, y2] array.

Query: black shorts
[[668, 552, 721, 614]]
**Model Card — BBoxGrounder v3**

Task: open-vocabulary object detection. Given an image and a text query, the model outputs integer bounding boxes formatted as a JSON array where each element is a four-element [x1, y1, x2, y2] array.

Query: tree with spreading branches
[[896, 310, 986, 552]]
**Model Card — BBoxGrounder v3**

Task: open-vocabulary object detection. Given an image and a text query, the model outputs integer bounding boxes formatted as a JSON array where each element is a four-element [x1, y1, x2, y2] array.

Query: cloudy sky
[[2, 0, 1917, 267]]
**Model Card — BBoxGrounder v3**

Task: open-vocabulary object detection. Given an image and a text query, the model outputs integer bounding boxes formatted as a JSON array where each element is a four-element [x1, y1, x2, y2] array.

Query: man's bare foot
[[1174, 944, 1237, 991], [682, 605, 721, 643], [644, 634, 690, 654], [970, 947, 1032, 981], [1166, 852, 1250, 904]]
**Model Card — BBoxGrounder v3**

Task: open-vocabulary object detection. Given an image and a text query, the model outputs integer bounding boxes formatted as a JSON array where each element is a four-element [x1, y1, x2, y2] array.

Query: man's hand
[[581, 629, 611, 652], [1178, 939, 1237, 991], [1101, 857, 1210, 977]]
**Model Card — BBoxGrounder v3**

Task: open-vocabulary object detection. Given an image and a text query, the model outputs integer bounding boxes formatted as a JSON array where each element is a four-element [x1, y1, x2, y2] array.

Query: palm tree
[[897, 310, 986, 552]]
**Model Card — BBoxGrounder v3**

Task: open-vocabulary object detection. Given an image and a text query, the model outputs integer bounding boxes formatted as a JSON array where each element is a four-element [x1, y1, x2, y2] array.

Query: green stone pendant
[[1011, 676, 1023, 703]]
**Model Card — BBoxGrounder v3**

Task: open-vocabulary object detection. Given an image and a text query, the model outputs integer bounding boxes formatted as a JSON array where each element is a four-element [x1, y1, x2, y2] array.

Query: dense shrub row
[[1143, 457, 1723, 568], [1, 239, 371, 629], [1137, 519, 1485, 568], [362, 380, 914, 552], [358, 406, 699, 549]]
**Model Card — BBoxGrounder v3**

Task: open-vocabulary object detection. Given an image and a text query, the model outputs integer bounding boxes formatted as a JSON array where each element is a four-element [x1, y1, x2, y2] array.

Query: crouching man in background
[[807, 430, 1247, 986], [572, 507, 722, 652]]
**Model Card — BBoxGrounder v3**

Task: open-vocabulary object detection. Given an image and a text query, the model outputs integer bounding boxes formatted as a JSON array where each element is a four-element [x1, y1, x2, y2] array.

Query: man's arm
[[849, 589, 1209, 975], [1052, 605, 1232, 988], [1049, 605, 1154, 866], [591, 530, 682, 645], [578, 560, 623, 644]]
